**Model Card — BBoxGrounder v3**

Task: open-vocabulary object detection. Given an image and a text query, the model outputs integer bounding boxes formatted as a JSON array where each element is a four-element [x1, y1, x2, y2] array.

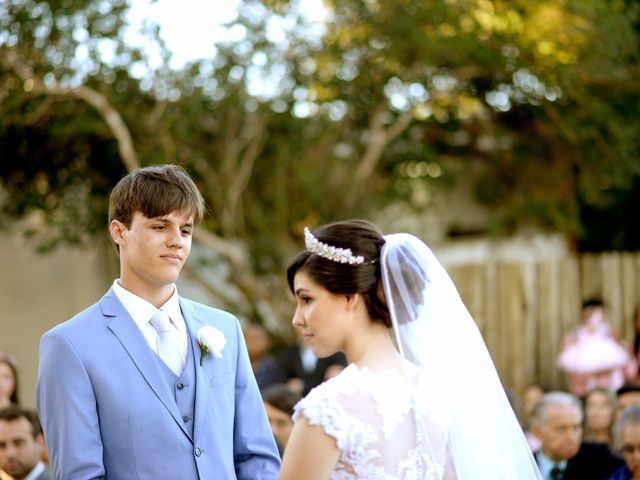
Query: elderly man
[[0, 406, 51, 480], [609, 404, 640, 479], [530, 391, 623, 480]]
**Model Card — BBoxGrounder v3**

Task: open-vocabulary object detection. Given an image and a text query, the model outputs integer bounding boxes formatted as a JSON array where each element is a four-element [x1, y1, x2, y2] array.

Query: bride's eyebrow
[[295, 288, 310, 296]]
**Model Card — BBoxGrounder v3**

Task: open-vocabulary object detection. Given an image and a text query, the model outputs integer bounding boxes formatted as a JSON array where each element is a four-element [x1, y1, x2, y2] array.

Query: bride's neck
[[345, 321, 401, 370]]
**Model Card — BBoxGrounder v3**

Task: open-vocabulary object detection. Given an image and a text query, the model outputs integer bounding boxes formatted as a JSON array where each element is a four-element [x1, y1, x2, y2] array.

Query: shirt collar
[[25, 461, 45, 480], [112, 279, 184, 331], [537, 450, 568, 479]]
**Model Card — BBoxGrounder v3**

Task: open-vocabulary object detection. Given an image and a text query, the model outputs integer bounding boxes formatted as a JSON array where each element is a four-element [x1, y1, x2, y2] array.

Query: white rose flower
[[197, 326, 227, 365]]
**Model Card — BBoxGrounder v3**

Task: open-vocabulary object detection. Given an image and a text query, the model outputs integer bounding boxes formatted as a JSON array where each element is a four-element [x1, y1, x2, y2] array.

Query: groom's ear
[[109, 220, 127, 248]]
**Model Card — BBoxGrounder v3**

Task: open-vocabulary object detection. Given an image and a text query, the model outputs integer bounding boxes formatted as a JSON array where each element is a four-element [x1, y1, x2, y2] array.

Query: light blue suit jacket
[[36, 289, 280, 479]]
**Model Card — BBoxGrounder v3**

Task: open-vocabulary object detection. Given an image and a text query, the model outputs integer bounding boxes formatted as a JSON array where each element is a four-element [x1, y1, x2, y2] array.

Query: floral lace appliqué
[[293, 364, 447, 480]]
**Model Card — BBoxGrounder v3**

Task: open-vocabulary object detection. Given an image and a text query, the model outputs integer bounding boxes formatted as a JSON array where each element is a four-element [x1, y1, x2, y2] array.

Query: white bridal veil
[[380, 233, 542, 479]]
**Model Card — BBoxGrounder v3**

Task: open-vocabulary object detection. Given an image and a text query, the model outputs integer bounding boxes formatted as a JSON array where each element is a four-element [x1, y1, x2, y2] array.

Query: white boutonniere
[[197, 326, 227, 365]]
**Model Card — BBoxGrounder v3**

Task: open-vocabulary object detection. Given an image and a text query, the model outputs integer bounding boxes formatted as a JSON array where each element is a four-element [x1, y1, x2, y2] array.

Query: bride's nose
[[292, 308, 304, 327]]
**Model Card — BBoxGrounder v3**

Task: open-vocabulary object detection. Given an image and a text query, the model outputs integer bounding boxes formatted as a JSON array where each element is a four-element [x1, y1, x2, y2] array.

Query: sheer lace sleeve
[[293, 367, 379, 458], [293, 365, 449, 480]]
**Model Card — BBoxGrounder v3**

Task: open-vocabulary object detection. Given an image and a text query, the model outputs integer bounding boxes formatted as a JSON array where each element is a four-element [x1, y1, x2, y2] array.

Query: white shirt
[[25, 461, 45, 480], [536, 450, 568, 480], [112, 279, 189, 370], [300, 345, 318, 373]]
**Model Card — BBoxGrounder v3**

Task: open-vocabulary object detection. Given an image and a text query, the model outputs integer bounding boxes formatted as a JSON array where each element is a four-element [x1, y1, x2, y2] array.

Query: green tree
[[243, 0, 640, 239], [1, 0, 639, 327]]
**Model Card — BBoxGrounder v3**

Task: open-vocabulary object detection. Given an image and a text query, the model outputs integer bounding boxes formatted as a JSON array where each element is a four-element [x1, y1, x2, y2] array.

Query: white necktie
[[149, 310, 184, 376]]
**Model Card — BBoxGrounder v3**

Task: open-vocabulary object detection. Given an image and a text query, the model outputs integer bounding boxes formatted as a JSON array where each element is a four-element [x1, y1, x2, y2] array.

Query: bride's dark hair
[[287, 219, 391, 327]]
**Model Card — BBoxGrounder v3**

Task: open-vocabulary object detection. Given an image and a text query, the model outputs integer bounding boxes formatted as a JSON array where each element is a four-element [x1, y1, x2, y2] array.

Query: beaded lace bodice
[[293, 363, 452, 480]]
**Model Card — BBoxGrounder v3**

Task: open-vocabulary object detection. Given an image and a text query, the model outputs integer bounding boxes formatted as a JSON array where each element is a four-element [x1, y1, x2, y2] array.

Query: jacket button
[[177, 383, 184, 390], [194, 447, 201, 457]]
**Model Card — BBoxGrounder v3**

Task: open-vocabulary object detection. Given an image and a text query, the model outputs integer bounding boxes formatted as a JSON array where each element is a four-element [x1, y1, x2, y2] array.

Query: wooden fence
[[447, 252, 640, 397]]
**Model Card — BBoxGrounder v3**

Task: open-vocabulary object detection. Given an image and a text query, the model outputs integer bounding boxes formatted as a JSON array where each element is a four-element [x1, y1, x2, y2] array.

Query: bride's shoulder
[[292, 364, 372, 417], [298, 364, 359, 401]]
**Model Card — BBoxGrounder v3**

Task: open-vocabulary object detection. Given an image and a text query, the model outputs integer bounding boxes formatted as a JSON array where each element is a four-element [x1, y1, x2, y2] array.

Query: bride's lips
[[303, 333, 314, 342]]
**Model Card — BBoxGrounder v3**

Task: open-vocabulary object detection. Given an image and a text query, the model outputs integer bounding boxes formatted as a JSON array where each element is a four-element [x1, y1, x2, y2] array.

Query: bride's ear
[[343, 293, 361, 311]]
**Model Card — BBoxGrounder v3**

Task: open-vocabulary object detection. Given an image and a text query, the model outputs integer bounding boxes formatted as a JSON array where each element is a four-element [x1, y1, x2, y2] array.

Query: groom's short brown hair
[[108, 164, 206, 228]]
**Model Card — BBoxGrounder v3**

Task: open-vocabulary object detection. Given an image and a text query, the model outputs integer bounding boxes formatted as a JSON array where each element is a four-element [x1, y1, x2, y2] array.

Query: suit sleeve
[[231, 320, 282, 479], [37, 330, 105, 480]]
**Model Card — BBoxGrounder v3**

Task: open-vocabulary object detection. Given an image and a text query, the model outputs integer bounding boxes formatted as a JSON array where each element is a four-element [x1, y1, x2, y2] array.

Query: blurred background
[[0, 0, 639, 407]]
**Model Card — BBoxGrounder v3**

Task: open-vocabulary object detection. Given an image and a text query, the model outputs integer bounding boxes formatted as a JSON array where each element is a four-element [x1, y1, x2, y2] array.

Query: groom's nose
[[166, 227, 186, 247]]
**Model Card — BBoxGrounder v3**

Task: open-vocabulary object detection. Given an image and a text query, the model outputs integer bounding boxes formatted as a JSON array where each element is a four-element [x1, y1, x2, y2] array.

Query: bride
[[278, 220, 541, 479]]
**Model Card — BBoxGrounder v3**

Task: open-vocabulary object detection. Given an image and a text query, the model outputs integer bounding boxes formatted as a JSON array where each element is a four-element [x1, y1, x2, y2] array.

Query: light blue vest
[[156, 329, 197, 440]]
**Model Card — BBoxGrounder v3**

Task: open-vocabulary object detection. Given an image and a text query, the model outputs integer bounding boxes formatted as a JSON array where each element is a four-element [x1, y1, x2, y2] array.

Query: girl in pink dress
[[557, 299, 636, 397]]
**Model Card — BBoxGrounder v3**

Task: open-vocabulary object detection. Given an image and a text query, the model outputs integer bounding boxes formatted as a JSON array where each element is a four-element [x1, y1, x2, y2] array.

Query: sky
[[126, 0, 241, 69], [126, 0, 327, 70]]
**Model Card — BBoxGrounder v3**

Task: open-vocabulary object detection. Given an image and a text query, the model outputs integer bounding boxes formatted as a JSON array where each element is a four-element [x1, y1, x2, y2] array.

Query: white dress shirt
[[300, 345, 318, 373], [112, 279, 189, 371], [24, 461, 45, 480], [536, 450, 567, 480]]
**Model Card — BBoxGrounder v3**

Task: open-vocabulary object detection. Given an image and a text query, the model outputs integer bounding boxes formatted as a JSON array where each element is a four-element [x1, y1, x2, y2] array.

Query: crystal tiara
[[304, 227, 365, 265]]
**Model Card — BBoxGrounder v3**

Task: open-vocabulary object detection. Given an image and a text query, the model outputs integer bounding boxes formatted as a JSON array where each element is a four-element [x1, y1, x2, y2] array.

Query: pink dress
[[557, 324, 633, 396]]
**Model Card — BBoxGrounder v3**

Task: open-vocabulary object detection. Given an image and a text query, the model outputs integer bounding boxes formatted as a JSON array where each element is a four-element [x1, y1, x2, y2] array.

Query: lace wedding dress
[[293, 363, 453, 480]]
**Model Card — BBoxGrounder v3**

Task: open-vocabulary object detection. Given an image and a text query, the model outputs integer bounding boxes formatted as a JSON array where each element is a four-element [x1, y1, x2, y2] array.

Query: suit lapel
[[101, 290, 191, 440], [181, 299, 212, 443]]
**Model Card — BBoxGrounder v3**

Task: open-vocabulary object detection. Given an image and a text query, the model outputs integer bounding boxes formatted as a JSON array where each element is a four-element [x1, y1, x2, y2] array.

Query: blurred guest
[[632, 305, 640, 380], [322, 362, 345, 381], [522, 383, 548, 451], [243, 323, 282, 390], [558, 298, 635, 397], [505, 387, 521, 420], [0, 406, 51, 480], [584, 387, 617, 445], [531, 391, 623, 479], [0, 352, 19, 409], [523, 384, 546, 419], [608, 404, 640, 480], [276, 332, 347, 396], [617, 384, 640, 419], [261, 383, 300, 455]]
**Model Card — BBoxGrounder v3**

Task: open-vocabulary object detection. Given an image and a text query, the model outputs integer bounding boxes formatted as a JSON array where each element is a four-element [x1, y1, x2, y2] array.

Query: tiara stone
[[304, 227, 365, 265]]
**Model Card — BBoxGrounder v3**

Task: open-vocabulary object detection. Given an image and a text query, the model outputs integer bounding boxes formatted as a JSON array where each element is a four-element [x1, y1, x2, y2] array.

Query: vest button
[[182, 415, 189, 423], [195, 447, 201, 457], [177, 383, 184, 390]]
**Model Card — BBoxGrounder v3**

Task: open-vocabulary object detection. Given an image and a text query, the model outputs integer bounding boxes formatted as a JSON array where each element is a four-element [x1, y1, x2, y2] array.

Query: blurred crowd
[[242, 324, 347, 456], [514, 298, 640, 480], [2, 298, 640, 479], [0, 352, 49, 480]]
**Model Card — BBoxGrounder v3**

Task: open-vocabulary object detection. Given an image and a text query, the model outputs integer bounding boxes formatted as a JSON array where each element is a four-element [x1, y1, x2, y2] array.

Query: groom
[[36, 165, 280, 479]]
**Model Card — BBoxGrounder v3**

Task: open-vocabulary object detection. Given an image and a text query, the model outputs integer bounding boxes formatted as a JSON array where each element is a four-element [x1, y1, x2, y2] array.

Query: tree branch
[[355, 105, 414, 182], [2, 47, 139, 172], [56, 85, 139, 172], [346, 103, 415, 206], [222, 114, 267, 234], [193, 228, 247, 266]]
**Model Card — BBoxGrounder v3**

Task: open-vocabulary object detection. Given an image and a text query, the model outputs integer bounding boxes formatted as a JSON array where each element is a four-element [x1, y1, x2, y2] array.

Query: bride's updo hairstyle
[[287, 220, 392, 328]]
